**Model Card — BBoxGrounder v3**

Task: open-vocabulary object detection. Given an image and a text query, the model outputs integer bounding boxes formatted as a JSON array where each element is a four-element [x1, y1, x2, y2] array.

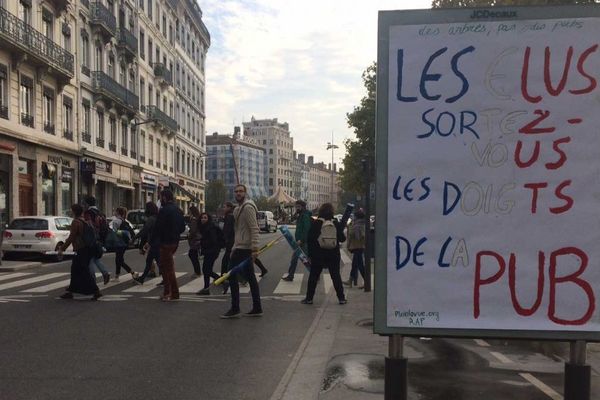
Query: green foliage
[[432, 0, 596, 8], [205, 180, 228, 213], [340, 63, 376, 195], [254, 196, 278, 211]]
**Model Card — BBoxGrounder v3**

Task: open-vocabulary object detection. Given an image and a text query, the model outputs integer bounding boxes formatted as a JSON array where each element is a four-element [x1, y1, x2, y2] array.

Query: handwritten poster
[[385, 14, 600, 334]]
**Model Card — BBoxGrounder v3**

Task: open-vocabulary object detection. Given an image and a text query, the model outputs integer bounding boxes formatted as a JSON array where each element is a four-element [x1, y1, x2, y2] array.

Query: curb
[[0, 261, 43, 272]]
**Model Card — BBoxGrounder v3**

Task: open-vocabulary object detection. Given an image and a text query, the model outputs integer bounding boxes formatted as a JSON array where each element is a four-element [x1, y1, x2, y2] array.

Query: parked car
[[107, 217, 140, 248], [1, 216, 73, 260], [257, 211, 277, 232]]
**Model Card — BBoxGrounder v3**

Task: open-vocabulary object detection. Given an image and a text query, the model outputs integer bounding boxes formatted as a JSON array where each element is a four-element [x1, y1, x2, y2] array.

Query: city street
[[0, 230, 598, 400]]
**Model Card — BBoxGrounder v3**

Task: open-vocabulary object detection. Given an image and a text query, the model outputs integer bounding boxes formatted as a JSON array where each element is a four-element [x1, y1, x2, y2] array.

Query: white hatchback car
[[257, 211, 277, 232], [2, 216, 73, 258]]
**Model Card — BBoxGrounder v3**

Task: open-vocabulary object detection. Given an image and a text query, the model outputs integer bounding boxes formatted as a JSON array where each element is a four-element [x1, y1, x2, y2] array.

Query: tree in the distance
[[205, 180, 228, 214]]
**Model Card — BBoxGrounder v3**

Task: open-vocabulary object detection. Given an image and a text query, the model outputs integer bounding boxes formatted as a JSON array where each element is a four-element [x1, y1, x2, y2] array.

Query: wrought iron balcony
[[0, 104, 7, 120], [63, 129, 73, 141], [146, 105, 177, 135], [90, 2, 116, 40], [82, 132, 91, 143], [148, 159, 153, 166], [163, 164, 167, 170], [0, 7, 74, 83], [121, 147, 128, 156], [130, 150, 137, 159], [117, 27, 137, 59], [91, 71, 139, 115], [109, 142, 116, 152], [166, 0, 178, 11], [152, 63, 172, 87], [21, 113, 33, 128], [44, 122, 55, 135], [96, 138, 105, 147], [140, 155, 145, 163], [81, 65, 90, 77]]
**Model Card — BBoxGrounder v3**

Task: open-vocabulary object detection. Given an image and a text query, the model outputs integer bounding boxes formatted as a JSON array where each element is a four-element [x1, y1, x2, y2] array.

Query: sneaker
[[220, 309, 241, 319], [133, 277, 144, 285], [131, 272, 140, 279], [339, 299, 348, 305], [259, 269, 268, 278], [59, 292, 73, 299], [300, 298, 313, 305], [244, 309, 263, 317], [282, 275, 294, 282], [92, 291, 103, 301], [112, 275, 120, 282], [196, 288, 210, 296], [102, 274, 110, 285]]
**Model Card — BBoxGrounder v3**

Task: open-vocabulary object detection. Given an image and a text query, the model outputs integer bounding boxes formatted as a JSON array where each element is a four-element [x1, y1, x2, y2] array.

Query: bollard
[[385, 335, 407, 400]]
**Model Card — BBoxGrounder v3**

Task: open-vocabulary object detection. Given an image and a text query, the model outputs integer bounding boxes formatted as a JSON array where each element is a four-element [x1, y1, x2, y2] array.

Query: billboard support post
[[385, 335, 406, 400], [565, 341, 590, 400], [362, 158, 372, 293]]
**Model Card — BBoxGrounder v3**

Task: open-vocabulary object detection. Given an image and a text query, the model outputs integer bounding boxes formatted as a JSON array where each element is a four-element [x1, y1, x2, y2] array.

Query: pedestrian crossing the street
[[0, 270, 354, 302]]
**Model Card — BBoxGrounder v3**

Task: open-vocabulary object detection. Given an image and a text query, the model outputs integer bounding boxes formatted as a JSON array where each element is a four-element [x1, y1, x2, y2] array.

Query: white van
[[257, 211, 277, 232]]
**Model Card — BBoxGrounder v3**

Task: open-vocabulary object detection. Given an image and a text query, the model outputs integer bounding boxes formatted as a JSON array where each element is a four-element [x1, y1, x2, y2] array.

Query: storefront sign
[[47, 155, 71, 167], [95, 160, 111, 173], [61, 168, 73, 182], [117, 178, 131, 186], [141, 173, 157, 184], [80, 160, 96, 173]]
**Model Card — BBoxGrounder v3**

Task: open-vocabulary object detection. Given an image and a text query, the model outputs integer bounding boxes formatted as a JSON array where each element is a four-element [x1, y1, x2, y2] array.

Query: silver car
[[2, 216, 73, 259]]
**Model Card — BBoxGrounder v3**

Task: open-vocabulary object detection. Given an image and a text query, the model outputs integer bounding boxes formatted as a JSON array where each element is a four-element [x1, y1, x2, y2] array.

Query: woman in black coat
[[302, 202, 347, 305], [196, 212, 224, 295]]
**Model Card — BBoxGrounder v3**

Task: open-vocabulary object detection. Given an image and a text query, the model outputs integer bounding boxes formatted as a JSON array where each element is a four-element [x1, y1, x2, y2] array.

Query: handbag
[[104, 230, 125, 250]]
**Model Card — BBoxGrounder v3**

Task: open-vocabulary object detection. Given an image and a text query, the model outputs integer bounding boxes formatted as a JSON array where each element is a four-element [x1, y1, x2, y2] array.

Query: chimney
[[333, 163, 337, 172], [299, 153, 305, 163], [328, 163, 331, 171], [233, 126, 241, 139], [308, 156, 314, 165]]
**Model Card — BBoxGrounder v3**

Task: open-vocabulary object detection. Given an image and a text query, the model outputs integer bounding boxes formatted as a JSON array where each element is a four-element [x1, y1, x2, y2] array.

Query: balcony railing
[[82, 132, 91, 143], [0, 6, 74, 80], [109, 142, 116, 152], [117, 27, 137, 56], [21, 113, 33, 128], [96, 138, 105, 147], [148, 159, 153, 166], [146, 105, 177, 133], [63, 129, 73, 141], [81, 0, 90, 9], [121, 147, 127, 156], [140, 155, 145, 163], [91, 71, 139, 113], [44, 122, 55, 135], [152, 63, 172, 86], [130, 150, 136, 159], [81, 65, 90, 76], [0, 104, 7, 120], [90, 2, 116, 38]]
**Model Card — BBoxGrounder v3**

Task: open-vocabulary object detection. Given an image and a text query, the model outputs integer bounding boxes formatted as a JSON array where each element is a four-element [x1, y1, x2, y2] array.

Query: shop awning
[[169, 181, 199, 203]]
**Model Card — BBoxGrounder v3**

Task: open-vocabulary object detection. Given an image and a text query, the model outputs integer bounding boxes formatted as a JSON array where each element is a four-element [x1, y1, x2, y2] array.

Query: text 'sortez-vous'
[[392, 39, 598, 326]]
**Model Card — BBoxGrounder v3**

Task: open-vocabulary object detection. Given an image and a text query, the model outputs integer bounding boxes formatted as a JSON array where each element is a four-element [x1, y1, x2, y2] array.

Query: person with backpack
[[82, 196, 110, 285], [152, 189, 186, 301], [196, 212, 225, 295], [132, 202, 160, 285], [344, 209, 366, 288], [282, 200, 311, 282], [302, 202, 347, 305], [187, 205, 202, 277], [58, 204, 102, 300], [110, 207, 138, 281]]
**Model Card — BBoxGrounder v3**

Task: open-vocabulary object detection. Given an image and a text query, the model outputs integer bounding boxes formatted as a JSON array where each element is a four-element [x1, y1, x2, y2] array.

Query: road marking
[[22, 273, 102, 293], [519, 373, 562, 400], [474, 339, 490, 347], [490, 351, 513, 364], [0, 294, 47, 303], [274, 274, 303, 294], [0, 272, 34, 282], [0, 273, 69, 292], [322, 273, 333, 294], [240, 273, 262, 294], [101, 273, 135, 289], [126, 273, 186, 293]]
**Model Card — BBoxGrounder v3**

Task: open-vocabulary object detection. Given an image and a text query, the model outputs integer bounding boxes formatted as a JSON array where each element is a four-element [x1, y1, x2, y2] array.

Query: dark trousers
[[254, 258, 267, 275], [228, 249, 261, 312], [115, 247, 133, 276], [349, 249, 366, 284], [202, 251, 220, 289], [306, 259, 345, 302], [140, 245, 160, 280], [189, 248, 201, 275], [221, 246, 232, 275], [160, 244, 179, 298]]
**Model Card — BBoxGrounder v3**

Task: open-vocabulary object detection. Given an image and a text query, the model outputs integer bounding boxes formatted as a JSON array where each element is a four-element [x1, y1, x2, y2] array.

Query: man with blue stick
[[221, 184, 263, 319]]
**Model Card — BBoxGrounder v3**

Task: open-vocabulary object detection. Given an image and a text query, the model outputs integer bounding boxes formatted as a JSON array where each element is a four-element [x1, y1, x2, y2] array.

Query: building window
[[130, 126, 137, 157], [42, 9, 53, 40], [176, 148, 180, 172], [0, 65, 7, 120], [95, 44, 103, 71], [43, 87, 55, 134], [148, 39, 153, 64], [139, 0, 144, 10], [121, 122, 128, 155], [157, 139, 161, 166], [163, 143, 167, 170], [63, 97, 73, 140], [20, 75, 33, 127], [82, 101, 91, 143], [42, 163, 56, 215], [62, 23, 71, 52], [140, 131, 146, 161], [147, 0, 152, 20], [148, 85, 153, 106], [149, 136, 154, 164], [97, 109, 105, 144], [108, 53, 115, 79], [139, 30, 145, 60], [18, 0, 31, 25], [109, 117, 117, 150], [140, 78, 145, 109], [81, 31, 90, 74]]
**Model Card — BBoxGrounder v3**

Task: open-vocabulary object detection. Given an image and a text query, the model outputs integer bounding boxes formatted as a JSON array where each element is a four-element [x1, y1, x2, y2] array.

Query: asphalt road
[[0, 231, 324, 400]]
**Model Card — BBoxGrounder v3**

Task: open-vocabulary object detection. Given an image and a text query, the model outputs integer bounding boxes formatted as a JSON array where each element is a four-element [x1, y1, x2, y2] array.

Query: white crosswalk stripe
[[322, 273, 333, 293], [0, 272, 34, 282], [0, 273, 69, 292], [178, 275, 209, 293], [22, 274, 102, 293], [125, 273, 185, 293], [274, 274, 304, 294]]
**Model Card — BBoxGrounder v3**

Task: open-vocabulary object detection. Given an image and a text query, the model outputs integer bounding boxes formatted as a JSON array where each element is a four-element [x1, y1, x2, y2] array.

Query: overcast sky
[[200, 0, 432, 166]]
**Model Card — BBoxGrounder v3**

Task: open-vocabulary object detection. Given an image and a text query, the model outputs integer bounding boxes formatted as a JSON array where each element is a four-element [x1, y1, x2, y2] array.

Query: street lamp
[[326, 132, 339, 205]]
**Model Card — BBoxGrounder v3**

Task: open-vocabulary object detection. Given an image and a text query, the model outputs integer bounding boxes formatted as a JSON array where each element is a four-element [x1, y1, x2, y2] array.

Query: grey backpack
[[317, 219, 337, 249]]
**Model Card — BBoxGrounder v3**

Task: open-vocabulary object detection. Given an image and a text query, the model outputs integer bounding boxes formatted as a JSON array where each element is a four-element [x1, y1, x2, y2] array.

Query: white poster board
[[378, 7, 600, 338]]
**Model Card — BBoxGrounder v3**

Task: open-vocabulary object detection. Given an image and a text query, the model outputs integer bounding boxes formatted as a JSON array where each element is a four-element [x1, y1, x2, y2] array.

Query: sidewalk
[[0, 259, 43, 272]]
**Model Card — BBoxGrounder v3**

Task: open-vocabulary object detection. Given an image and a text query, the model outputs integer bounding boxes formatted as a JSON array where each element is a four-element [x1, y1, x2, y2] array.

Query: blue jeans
[[89, 257, 109, 276], [287, 244, 307, 278], [140, 245, 161, 280], [350, 249, 366, 284]]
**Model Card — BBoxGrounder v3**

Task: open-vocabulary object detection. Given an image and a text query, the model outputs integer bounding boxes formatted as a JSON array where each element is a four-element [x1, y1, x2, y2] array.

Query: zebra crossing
[[0, 270, 346, 302]]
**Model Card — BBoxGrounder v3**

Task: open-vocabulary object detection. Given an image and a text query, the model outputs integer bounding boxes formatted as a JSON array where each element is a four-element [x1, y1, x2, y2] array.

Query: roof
[[268, 186, 296, 205]]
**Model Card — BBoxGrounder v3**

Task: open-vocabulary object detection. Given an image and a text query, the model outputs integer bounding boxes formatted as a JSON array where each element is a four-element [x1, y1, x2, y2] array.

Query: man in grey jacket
[[221, 184, 263, 318]]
